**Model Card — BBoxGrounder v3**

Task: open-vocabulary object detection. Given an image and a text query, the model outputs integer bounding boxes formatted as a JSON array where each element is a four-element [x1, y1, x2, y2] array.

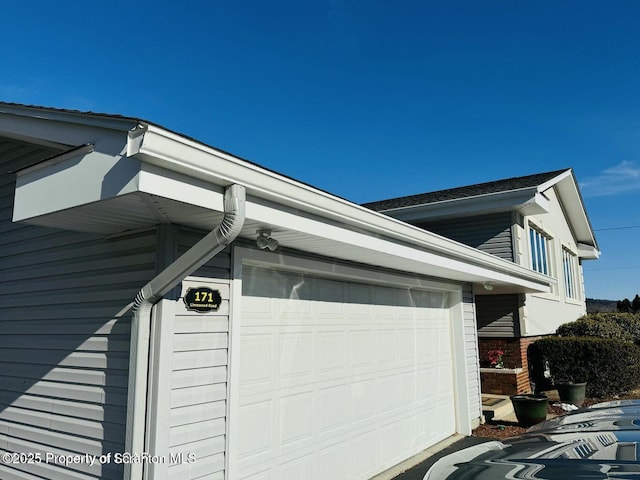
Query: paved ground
[[390, 436, 492, 480]]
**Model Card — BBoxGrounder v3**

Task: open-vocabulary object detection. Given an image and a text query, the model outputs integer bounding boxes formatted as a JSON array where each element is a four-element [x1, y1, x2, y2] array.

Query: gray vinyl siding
[[417, 212, 514, 261], [0, 169, 158, 479], [462, 284, 482, 426], [178, 227, 232, 281], [475, 294, 521, 337]]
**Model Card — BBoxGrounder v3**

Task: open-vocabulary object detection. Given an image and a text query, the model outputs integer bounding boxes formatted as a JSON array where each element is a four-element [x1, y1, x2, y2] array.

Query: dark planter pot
[[556, 382, 587, 407], [510, 394, 548, 427]]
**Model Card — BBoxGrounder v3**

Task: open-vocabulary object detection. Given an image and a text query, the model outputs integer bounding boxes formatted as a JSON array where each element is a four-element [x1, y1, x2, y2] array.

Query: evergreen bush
[[532, 337, 640, 397]]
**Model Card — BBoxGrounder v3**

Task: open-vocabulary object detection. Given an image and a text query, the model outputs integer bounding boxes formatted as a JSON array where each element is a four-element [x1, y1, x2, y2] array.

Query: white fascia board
[[246, 200, 552, 292], [577, 243, 601, 260], [379, 188, 548, 223], [138, 163, 225, 211], [518, 192, 551, 216], [537, 169, 572, 192], [13, 148, 142, 222], [0, 103, 140, 137], [131, 126, 552, 291], [552, 174, 599, 250]]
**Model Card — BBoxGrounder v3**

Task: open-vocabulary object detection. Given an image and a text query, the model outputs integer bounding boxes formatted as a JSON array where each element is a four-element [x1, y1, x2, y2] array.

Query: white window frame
[[562, 247, 579, 300], [529, 225, 551, 276]]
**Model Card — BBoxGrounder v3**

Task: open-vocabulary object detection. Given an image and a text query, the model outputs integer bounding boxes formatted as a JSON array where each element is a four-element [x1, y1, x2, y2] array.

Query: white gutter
[[128, 125, 551, 289], [124, 184, 245, 480], [577, 242, 601, 260]]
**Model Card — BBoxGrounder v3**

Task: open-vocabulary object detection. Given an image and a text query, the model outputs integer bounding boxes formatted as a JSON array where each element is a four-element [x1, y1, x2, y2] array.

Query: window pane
[[563, 249, 577, 299], [529, 226, 551, 276], [540, 235, 547, 275], [530, 228, 537, 271]]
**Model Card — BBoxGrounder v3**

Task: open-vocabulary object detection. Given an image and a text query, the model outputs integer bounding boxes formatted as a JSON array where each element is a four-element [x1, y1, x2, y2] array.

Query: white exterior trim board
[[128, 128, 552, 291], [245, 200, 553, 292]]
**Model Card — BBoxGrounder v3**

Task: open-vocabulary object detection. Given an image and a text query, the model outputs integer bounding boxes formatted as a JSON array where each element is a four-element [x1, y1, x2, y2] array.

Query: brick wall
[[478, 337, 542, 395]]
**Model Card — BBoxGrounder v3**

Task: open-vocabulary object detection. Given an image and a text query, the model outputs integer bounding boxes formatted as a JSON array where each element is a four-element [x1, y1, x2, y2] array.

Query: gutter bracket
[[127, 123, 149, 157]]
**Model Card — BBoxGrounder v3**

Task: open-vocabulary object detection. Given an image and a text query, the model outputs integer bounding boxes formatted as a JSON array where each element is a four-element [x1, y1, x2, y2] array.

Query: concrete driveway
[[385, 436, 492, 480]]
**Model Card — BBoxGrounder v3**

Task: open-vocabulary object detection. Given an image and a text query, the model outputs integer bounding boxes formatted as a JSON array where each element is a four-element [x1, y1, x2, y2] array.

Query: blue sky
[[3, 1, 640, 300]]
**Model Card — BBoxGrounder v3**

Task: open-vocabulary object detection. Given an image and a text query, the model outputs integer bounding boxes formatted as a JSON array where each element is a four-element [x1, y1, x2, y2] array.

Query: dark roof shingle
[[363, 169, 571, 211]]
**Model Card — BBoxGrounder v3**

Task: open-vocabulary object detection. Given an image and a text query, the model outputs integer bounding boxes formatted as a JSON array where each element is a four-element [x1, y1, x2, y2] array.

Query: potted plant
[[510, 394, 548, 427], [555, 377, 587, 407], [487, 349, 505, 369]]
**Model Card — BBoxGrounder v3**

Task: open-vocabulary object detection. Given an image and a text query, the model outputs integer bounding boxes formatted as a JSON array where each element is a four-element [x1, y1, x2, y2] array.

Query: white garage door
[[231, 265, 456, 480]]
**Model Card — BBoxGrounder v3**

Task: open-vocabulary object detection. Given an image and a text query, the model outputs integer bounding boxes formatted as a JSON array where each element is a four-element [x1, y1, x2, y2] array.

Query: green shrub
[[610, 314, 640, 343], [556, 317, 633, 342], [532, 337, 640, 397], [556, 312, 640, 344]]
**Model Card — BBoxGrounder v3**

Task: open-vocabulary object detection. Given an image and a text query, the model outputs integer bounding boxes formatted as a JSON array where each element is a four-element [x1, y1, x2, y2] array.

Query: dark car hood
[[424, 400, 640, 480]]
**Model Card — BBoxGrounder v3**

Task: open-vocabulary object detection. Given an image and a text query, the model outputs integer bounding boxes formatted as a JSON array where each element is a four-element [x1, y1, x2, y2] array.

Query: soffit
[[15, 189, 550, 294]]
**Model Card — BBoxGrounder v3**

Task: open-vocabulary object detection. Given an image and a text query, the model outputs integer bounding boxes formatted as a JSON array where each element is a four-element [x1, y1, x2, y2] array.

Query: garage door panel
[[377, 373, 400, 413], [318, 442, 349, 479], [351, 429, 378, 478], [318, 384, 349, 433], [234, 266, 456, 480], [238, 333, 274, 391], [280, 331, 313, 379], [242, 469, 270, 480], [351, 378, 376, 422], [237, 400, 272, 460], [280, 454, 312, 480], [317, 331, 347, 373], [374, 330, 397, 366], [349, 330, 374, 367], [279, 391, 314, 446]]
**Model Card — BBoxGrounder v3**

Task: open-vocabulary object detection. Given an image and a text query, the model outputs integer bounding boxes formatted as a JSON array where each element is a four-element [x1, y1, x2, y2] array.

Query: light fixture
[[256, 229, 279, 251], [483, 282, 494, 291]]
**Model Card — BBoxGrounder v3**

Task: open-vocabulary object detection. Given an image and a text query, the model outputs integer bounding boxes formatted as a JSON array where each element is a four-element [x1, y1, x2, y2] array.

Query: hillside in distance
[[586, 298, 618, 313]]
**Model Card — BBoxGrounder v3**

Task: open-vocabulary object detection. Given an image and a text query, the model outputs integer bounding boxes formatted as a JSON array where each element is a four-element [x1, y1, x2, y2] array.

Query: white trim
[[8, 113, 553, 293], [124, 304, 152, 480], [236, 246, 463, 291], [143, 299, 175, 480], [0, 102, 140, 132], [131, 125, 552, 292], [378, 188, 550, 222], [449, 288, 475, 435], [226, 248, 245, 480], [245, 200, 552, 293], [15, 143, 95, 176], [138, 163, 225, 212], [537, 169, 573, 192], [479, 367, 524, 374], [577, 242, 600, 259], [0, 110, 131, 151]]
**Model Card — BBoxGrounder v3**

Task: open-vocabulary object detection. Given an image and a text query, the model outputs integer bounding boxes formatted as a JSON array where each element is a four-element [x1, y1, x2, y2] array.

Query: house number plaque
[[184, 287, 222, 313]]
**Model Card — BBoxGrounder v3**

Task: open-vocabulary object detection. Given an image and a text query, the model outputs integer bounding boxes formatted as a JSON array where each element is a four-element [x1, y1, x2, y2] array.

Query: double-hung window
[[529, 226, 550, 275], [563, 248, 579, 299]]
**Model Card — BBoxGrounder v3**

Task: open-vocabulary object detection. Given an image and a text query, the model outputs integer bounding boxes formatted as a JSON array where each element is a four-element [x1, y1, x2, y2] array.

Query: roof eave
[[128, 125, 552, 291], [373, 188, 549, 222], [0, 102, 141, 134], [3, 105, 553, 294], [549, 171, 599, 252]]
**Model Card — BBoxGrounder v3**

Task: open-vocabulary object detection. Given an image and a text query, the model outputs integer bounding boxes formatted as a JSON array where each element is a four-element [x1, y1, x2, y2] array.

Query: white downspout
[[124, 184, 246, 480]]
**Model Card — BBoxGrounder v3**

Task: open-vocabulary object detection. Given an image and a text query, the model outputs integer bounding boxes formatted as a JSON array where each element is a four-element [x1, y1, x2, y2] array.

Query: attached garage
[[0, 103, 553, 480]]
